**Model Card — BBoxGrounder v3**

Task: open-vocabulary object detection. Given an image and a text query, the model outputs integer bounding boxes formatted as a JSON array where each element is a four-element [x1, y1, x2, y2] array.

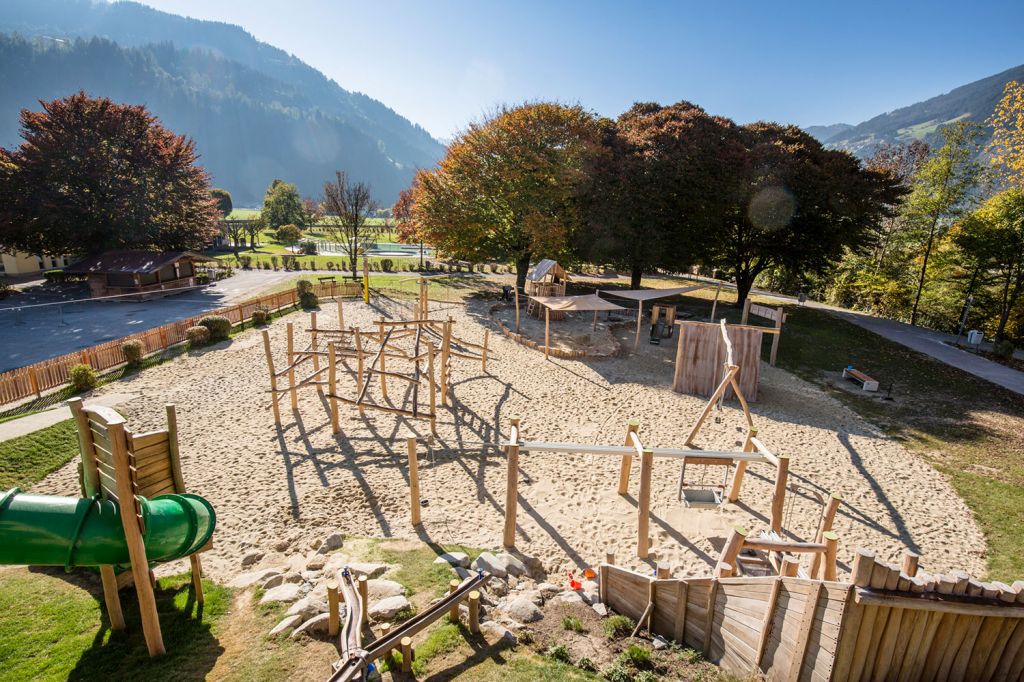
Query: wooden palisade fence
[[0, 281, 361, 407], [601, 548, 1024, 681]]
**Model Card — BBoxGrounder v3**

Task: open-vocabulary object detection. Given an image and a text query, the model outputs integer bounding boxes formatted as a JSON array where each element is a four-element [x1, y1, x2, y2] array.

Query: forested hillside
[[0, 0, 445, 205]]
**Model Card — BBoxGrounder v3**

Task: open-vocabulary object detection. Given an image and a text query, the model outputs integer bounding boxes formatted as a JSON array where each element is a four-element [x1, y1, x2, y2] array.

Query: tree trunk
[[995, 271, 1023, 340], [630, 263, 643, 289], [734, 271, 753, 308], [515, 253, 532, 292], [910, 217, 940, 326]]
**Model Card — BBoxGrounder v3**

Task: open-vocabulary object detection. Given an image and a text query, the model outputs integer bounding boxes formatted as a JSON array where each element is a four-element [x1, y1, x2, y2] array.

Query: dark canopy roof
[[65, 251, 214, 275]]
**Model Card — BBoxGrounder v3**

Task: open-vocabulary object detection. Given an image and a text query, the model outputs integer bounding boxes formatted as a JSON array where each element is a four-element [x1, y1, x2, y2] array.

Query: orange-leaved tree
[[988, 80, 1024, 189], [409, 102, 603, 288]]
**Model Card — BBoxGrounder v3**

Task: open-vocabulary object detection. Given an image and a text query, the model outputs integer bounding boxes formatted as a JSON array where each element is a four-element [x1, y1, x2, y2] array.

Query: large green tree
[[411, 102, 603, 288], [701, 123, 902, 306], [259, 179, 306, 231], [211, 188, 233, 218], [579, 102, 739, 287], [0, 91, 219, 255]]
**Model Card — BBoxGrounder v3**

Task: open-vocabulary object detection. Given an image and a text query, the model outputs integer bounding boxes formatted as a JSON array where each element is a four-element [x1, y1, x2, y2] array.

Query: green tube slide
[[0, 488, 215, 569]]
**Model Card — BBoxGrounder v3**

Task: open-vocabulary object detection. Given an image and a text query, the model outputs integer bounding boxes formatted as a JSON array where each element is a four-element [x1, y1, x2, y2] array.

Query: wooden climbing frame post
[[408, 437, 421, 526], [618, 419, 640, 495], [637, 448, 653, 559], [503, 417, 521, 549], [771, 454, 789, 533]]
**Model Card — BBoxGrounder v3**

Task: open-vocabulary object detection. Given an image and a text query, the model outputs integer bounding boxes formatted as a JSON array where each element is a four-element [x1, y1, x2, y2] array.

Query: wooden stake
[[358, 575, 368, 622], [770, 306, 783, 366], [287, 322, 297, 410], [727, 428, 757, 502], [468, 590, 480, 633], [379, 348, 388, 400], [328, 342, 339, 433], [708, 285, 721, 322], [618, 419, 639, 495], [771, 454, 789, 534], [427, 340, 437, 435], [634, 301, 643, 350], [354, 328, 365, 417], [717, 526, 747, 576], [337, 298, 344, 328], [482, 329, 489, 372], [408, 437, 421, 526], [637, 448, 653, 559], [310, 312, 321, 394], [822, 531, 838, 580], [440, 320, 451, 406], [262, 330, 281, 425], [401, 636, 413, 672], [448, 580, 460, 622], [327, 581, 340, 636], [781, 556, 800, 577], [810, 492, 841, 577], [902, 551, 920, 577], [503, 418, 521, 549], [99, 565, 126, 630], [545, 306, 550, 359], [657, 562, 671, 579]]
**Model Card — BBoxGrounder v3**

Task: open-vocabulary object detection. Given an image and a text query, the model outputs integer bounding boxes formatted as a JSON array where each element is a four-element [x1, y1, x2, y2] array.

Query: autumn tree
[[701, 123, 902, 306], [0, 91, 219, 255], [260, 179, 305, 231], [905, 121, 984, 326], [988, 80, 1024, 188], [412, 103, 603, 288], [952, 188, 1024, 339], [321, 171, 377, 278], [211, 188, 233, 218], [579, 102, 738, 287]]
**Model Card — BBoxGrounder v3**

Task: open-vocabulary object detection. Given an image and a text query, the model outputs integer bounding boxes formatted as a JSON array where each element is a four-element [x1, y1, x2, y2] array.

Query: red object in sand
[[568, 571, 582, 590]]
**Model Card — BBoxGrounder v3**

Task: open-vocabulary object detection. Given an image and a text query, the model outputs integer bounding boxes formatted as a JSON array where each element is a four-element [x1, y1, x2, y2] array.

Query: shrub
[[603, 614, 636, 639], [516, 629, 535, 645], [561, 615, 585, 632], [994, 339, 1015, 360], [576, 657, 597, 672], [43, 269, 67, 284], [603, 664, 631, 682], [195, 271, 211, 285], [270, 255, 280, 271], [239, 255, 253, 269], [545, 644, 571, 663], [618, 643, 652, 669], [186, 325, 210, 347], [299, 291, 319, 310], [69, 363, 98, 392], [326, 261, 335, 271], [489, 264, 498, 273], [198, 315, 232, 341], [678, 647, 702, 664], [121, 340, 144, 367], [296, 279, 314, 294], [0, 281, 10, 299], [251, 306, 270, 325], [633, 672, 659, 682], [380, 258, 394, 272], [300, 240, 318, 255]]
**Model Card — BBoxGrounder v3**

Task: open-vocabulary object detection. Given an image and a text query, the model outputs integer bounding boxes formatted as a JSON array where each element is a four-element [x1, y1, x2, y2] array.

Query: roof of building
[[65, 250, 214, 275], [529, 294, 626, 312], [527, 259, 567, 282]]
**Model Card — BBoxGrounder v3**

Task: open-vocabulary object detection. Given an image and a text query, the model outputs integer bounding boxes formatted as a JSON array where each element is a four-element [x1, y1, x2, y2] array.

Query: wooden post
[[378, 317, 385, 343], [354, 328, 365, 417], [606, 550, 615, 565], [286, 322, 297, 410], [544, 307, 550, 359], [902, 551, 920, 577], [440, 320, 451, 406], [262, 330, 281, 425], [358, 575, 368, 622], [167, 403, 203, 604], [618, 419, 639, 495], [503, 417, 521, 549], [448, 580, 460, 622], [708, 285, 721, 322], [810, 492, 841, 577], [822, 531, 838, 580], [781, 556, 800, 577], [468, 590, 480, 633], [337, 298, 344, 328], [514, 285, 520, 333], [427, 340, 437, 435], [741, 298, 751, 325], [727, 428, 757, 502], [771, 454, 789, 534], [717, 526, 747, 576], [482, 329, 489, 373], [408, 437, 421, 526], [327, 581, 340, 636], [770, 306, 783, 366], [637, 448, 653, 559], [99, 566, 126, 630], [362, 257, 369, 304], [311, 312, 321, 394], [109, 417, 165, 656], [379, 347, 388, 400], [328, 342, 339, 433], [401, 636, 413, 672], [634, 301, 643, 350], [657, 563, 671, 580]]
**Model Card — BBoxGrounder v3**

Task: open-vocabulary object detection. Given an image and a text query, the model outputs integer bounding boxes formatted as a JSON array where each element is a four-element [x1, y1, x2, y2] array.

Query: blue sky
[[134, 0, 1024, 141]]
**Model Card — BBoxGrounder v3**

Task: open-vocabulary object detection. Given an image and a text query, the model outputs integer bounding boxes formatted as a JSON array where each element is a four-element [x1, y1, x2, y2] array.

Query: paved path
[[0, 392, 136, 442]]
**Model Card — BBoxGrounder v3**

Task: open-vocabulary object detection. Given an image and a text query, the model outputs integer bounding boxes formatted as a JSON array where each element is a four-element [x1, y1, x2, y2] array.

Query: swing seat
[[680, 487, 723, 509]]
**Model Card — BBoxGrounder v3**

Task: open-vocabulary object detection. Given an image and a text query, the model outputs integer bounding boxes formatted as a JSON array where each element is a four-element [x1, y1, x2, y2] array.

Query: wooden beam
[[770, 454, 789, 534], [503, 417, 521, 549], [262, 330, 281, 425], [618, 420, 640, 495], [727, 428, 757, 503]]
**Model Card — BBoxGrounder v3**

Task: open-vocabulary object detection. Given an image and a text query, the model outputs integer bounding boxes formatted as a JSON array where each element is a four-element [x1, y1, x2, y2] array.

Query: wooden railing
[[0, 280, 362, 408]]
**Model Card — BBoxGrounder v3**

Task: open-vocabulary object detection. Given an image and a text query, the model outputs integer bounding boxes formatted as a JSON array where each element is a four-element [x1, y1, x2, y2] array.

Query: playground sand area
[[32, 295, 986, 583]]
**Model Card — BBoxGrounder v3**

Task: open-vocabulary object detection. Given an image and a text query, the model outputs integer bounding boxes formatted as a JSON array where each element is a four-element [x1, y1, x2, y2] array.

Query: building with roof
[[65, 250, 215, 299]]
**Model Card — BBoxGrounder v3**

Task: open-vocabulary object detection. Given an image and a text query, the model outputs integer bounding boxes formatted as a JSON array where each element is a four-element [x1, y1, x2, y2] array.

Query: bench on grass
[[842, 366, 879, 392]]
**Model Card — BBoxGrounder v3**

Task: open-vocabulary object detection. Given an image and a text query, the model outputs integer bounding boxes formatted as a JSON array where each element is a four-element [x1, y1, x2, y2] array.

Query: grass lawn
[[0, 419, 79, 489]]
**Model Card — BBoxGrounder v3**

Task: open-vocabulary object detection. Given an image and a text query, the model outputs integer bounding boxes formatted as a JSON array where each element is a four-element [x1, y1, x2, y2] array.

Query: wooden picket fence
[[0, 281, 362, 408]]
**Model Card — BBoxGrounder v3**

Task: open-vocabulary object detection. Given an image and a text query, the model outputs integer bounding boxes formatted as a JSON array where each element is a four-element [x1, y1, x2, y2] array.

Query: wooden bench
[[842, 366, 879, 392]]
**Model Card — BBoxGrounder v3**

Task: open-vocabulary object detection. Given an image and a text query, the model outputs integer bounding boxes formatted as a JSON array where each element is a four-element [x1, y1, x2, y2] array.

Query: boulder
[[591, 603, 608, 617], [549, 591, 585, 607], [504, 596, 543, 623], [537, 583, 560, 599], [260, 583, 303, 605], [283, 572, 304, 584], [517, 589, 543, 606], [369, 595, 412, 621], [269, 614, 303, 636], [495, 553, 528, 577], [306, 555, 327, 571], [487, 577, 508, 597], [367, 579, 405, 601], [262, 574, 285, 590], [240, 551, 265, 568], [317, 532, 345, 554], [228, 568, 281, 589], [291, 613, 330, 639], [580, 580, 600, 605], [653, 634, 670, 650], [472, 552, 506, 579], [433, 552, 470, 568], [286, 595, 327, 621], [480, 621, 518, 645], [349, 563, 389, 579], [272, 538, 292, 553]]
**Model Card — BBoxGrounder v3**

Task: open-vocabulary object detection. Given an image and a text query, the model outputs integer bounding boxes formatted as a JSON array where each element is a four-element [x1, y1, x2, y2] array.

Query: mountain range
[[0, 0, 445, 206], [805, 63, 1024, 156]]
